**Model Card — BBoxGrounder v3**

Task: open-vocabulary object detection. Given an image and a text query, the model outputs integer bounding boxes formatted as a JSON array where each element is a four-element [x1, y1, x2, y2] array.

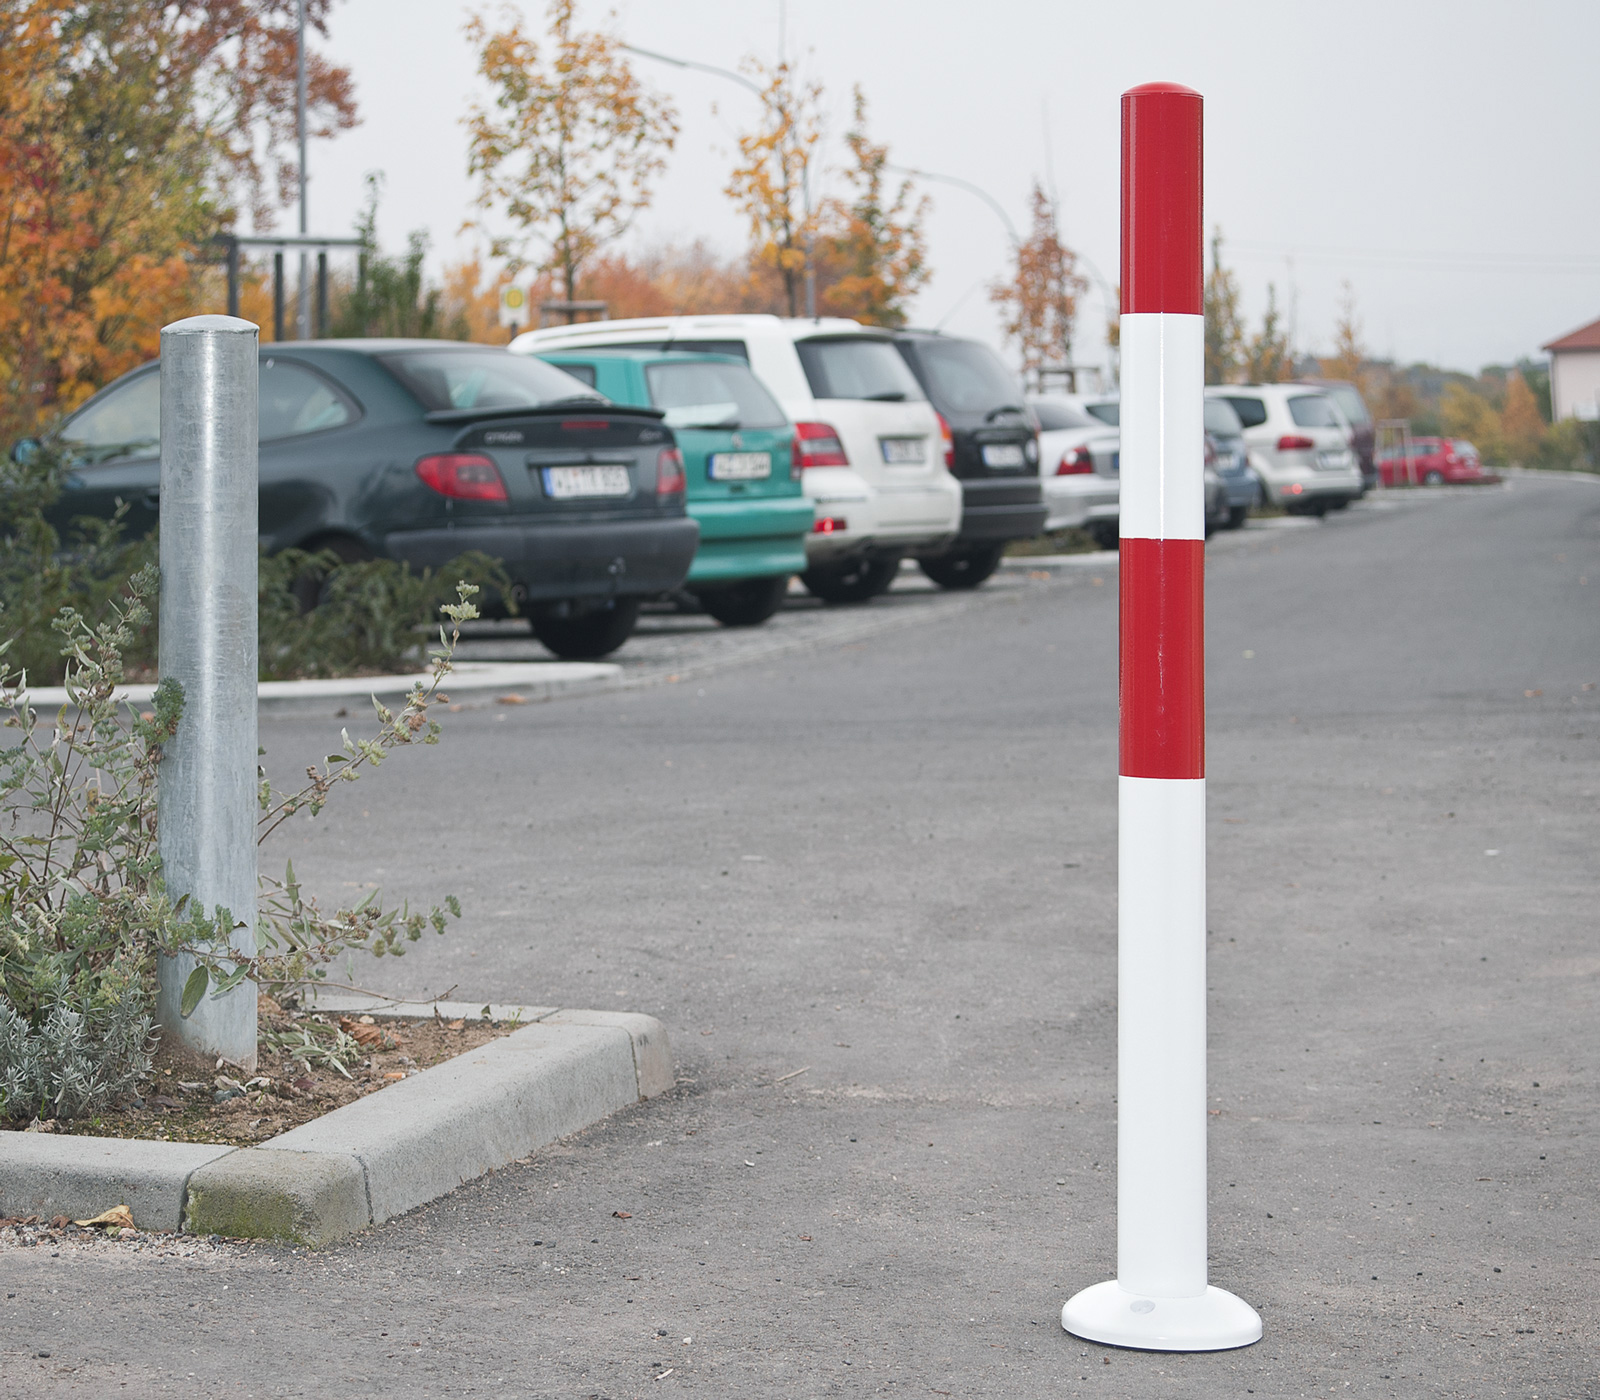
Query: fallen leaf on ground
[[339, 1017, 385, 1047], [50, 1215, 71, 1229], [447, 1019, 465, 1031], [75, 1205, 134, 1229], [612, 1210, 632, 1219], [496, 693, 529, 705]]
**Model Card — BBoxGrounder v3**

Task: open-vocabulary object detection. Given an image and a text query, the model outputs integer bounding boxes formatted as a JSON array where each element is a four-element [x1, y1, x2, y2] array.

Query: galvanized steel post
[[155, 315, 260, 1070], [1059, 84, 1261, 1353]]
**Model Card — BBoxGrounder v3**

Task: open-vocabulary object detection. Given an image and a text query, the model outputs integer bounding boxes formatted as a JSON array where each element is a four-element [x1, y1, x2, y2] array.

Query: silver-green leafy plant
[[0, 572, 479, 1120]]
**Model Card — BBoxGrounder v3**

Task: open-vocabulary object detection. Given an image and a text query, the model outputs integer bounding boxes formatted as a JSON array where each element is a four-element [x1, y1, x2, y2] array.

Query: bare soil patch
[[2, 1003, 518, 1146]]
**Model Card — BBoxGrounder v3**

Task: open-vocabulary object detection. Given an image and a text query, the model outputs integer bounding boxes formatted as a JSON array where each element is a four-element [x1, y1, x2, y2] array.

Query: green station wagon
[[535, 349, 813, 626]]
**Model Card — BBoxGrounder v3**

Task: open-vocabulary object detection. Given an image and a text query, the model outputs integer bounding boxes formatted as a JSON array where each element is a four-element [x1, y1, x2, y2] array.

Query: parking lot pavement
[[5, 477, 1595, 1397]]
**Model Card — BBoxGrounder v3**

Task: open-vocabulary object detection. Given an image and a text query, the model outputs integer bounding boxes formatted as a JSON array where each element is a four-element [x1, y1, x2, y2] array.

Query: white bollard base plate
[[1062, 1280, 1262, 1352]]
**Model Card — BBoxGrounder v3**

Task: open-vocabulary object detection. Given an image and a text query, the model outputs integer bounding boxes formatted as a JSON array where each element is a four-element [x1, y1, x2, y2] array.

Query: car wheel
[[1088, 521, 1120, 551], [290, 535, 373, 613], [1423, 470, 1444, 486], [1328, 498, 1349, 511], [1226, 505, 1249, 530], [529, 597, 642, 659], [801, 555, 901, 604], [693, 575, 791, 627], [917, 543, 1005, 590]]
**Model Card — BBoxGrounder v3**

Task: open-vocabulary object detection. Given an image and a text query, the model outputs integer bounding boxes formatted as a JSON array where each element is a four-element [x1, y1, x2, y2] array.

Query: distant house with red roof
[[1543, 316, 1600, 420]]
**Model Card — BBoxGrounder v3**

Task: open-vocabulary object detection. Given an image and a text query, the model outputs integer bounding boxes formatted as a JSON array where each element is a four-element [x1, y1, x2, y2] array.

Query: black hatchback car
[[892, 330, 1047, 587], [29, 340, 700, 657]]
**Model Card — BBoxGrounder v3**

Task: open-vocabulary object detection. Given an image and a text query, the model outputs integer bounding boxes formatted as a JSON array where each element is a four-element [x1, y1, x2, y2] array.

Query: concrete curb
[[16, 660, 621, 715], [0, 1005, 670, 1245]]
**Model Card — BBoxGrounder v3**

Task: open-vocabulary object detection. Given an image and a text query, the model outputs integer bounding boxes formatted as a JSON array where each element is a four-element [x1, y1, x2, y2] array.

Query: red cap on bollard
[[1120, 83, 1203, 316]]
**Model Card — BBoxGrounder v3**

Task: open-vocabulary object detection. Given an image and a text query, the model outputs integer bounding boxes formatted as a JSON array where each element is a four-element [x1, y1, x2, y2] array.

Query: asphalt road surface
[[4, 478, 1597, 1398]]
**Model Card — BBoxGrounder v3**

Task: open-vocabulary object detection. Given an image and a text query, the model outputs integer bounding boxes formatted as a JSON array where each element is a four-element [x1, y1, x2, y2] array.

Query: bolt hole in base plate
[[1061, 1280, 1262, 1352]]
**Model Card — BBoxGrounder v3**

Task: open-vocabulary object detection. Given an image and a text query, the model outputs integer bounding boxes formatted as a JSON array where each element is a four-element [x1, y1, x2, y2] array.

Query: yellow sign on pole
[[498, 284, 528, 329]]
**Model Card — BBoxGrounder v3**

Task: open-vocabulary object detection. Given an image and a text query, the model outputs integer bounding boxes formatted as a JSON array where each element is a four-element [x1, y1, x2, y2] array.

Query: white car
[[1027, 394, 1120, 547], [1203, 384, 1362, 514], [511, 315, 961, 602]]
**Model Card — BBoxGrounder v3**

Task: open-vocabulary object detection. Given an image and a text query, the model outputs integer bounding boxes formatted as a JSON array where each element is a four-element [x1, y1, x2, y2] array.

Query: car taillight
[[1277, 434, 1315, 451], [813, 516, 847, 533], [655, 447, 685, 497], [1056, 446, 1095, 475], [414, 453, 508, 501], [1205, 436, 1217, 467], [936, 411, 955, 469], [793, 421, 848, 468]]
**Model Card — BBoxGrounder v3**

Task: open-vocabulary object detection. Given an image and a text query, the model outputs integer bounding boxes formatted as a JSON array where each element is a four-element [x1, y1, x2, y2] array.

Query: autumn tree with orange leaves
[[726, 57, 823, 318], [990, 183, 1087, 388], [0, 2, 356, 438], [466, 2, 678, 310], [818, 88, 929, 328]]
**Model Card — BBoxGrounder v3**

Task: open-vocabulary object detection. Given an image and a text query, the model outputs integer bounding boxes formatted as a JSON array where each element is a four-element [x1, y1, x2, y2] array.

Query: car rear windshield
[[1221, 395, 1268, 428], [1287, 394, 1342, 429], [1083, 401, 1120, 426], [1326, 384, 1371, 427], [906, 339, 1021, 415], [379, 349, 604, 412], [1203, 398, 1243, 435], [1030, 399, 1093, 431], [795, 338, 925, 402], [645, 359, 787, 430]]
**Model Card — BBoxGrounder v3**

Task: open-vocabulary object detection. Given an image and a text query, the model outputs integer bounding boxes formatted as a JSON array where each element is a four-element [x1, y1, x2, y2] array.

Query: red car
[[1377, 437, 1500, 487]]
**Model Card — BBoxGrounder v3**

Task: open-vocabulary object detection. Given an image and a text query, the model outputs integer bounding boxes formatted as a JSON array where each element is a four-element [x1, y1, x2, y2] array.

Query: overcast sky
[[301, 0, 1600, 379]]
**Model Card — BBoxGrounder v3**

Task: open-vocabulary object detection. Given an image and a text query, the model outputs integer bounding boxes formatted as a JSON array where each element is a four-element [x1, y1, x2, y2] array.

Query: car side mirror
[[10, 437, 40, 465]]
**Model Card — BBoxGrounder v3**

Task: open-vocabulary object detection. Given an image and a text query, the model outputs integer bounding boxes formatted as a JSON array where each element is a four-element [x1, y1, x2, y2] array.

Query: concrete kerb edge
[[1, 1004, 671, 1247]]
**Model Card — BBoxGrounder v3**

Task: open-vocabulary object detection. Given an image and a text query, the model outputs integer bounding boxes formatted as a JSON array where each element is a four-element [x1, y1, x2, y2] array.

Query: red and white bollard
[[1060, 83, 1262, 1353]]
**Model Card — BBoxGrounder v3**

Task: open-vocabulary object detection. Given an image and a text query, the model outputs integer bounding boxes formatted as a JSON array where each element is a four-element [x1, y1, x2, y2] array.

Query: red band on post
[[1121, 83, 1203, 316], [1120, 537, 1205, 779]]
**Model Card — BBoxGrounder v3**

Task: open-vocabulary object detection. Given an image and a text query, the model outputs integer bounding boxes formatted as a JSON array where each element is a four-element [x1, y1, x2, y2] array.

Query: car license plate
[[879, 437, 926, 465], [541, 465, 632, 499], [981, 443, 1026, 469], [708, 451, 771, 481], [1315, 451, 1346, 471]]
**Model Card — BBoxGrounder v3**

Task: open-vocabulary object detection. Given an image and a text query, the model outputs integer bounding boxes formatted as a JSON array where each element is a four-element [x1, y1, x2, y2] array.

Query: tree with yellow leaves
[[1500, 371, 1546, 464], [1244, 285, 1293, 383], [818, 88, 929, 327], [990, 182, 1087, 387], [1204, 229, 1244, 384], [465, 1, 678, 309], [725, 57, 823, 318]]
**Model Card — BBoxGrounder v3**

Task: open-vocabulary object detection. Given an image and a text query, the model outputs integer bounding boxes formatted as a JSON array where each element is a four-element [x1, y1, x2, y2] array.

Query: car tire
[[801, 555, 901, 605], [917, 543, 1005, 590], [693, 575, 790, 627], [1226, 505, 1249, 530], [290, 535, 373, 613], [1328, 498, 1349, 511], [529, 597, 642, 659], [1088, 521, 1120, 551], [1423, 470, 1444, 486]]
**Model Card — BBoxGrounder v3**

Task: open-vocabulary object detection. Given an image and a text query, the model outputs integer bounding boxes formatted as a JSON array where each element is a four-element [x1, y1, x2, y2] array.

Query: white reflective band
[[1118, 313, 1205, 541], [1117, 774, 1208, 1297]]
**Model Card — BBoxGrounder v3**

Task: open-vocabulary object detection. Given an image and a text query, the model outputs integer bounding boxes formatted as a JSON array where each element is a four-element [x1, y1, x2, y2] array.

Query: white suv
[[1204, 384, 1361, 514], [511, 315, 961, 602]]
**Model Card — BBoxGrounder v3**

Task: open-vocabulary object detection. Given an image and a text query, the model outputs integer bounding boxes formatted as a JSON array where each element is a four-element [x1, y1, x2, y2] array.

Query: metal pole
[[316, 251, 328, 337], [155, 315, 260, 1071], [1060, 82, 1260, 1354], [273, 252, 285, 342], [225, 236, 240, 318], [296, 0, 310, 340]]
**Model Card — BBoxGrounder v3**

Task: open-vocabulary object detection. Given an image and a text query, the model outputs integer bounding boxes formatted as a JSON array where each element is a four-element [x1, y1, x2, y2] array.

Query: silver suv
[[1204, 384, 1361, 515]]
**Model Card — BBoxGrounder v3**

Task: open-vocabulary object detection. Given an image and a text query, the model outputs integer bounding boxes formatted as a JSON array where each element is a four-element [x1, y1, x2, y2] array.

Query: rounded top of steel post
[[1121, 83, 1203, 316], [161, 314, 260, 337]]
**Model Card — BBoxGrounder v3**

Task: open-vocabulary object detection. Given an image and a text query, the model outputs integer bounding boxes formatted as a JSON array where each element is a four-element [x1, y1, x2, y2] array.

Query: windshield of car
[[1083, 401, 1120, 426], [795, 338, 925, 402], [380, 350, 604, 412], [1453, 440, 1480, 459], [57, 371, 161, 462], [908, 339, 1022, 414], [1029, 399, 1094, 431], [1326, 384, 1372, 427], [1203, 398, 1244, 435], [1287, 394, 1342, 429], [645, 359, 787, 429]]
